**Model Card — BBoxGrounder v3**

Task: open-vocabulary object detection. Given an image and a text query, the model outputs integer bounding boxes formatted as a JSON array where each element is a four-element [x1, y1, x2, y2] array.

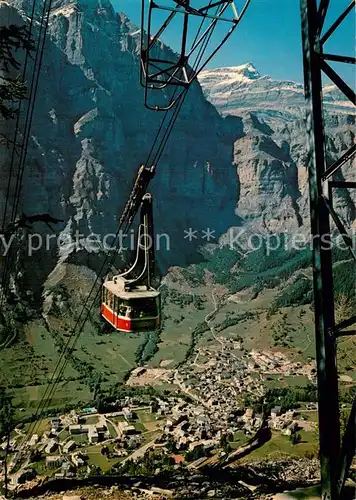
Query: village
[[0, 343, 320, 495], [1, 396, 318, 493]]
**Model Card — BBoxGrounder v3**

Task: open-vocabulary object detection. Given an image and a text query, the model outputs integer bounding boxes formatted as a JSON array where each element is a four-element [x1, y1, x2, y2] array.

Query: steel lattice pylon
[[300, 1, 356, 498], [140, 0, 251, 110]]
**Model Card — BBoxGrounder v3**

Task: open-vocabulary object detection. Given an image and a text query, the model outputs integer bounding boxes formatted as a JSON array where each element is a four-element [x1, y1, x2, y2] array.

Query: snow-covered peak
[[198, 63, 354, 118], [199, 62, 261, 86]]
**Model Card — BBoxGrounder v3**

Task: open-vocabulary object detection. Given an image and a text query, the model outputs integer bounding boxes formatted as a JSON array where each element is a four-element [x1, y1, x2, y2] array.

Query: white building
[[29, 434, 39, 447], [63, 440, 76, 453], [69, 425, 87, 435], [122, 407, 133, 421], [271, 406, 282, 418], [88, 427, 99, 444], [45, 439, 57, 454], [45, 455, 63, 469], [51, 418, 61, 431], [71, 453, 86, 467]]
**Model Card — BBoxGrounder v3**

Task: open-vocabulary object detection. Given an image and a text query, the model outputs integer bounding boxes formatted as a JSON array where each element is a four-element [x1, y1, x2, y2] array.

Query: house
[[45, 455, 63, 469], [45, 439, 57, 454], [69, 425, 87, 435], [177, 436, 188, 449], [242, 408, 254, 423], [172, 403, 187, 416], [271, 406, 282, 418], [188, 439, 216, 452], [288, 421, 298, 433], [29, 434, 39, 447], [128, 437, 140, 449], [122, 407, 133, 421], [96, 423, 107, 433], [270, 419, 284, 431], [157, 401, 170, 414], [166, 417, 177, 427], [173, 427, 186, 439], [63, 440, 76, 453], [61, 461, 73, 476], [71, 453, 86, 467], [197, 415, 209, 427], [244, 408, 254, 418], [122, 425, 136, 436], [254, 413, 263, 428], [51, 417, 61, 431], [282, 427, 293, 436], [88, 427, 99, 444], [178, 420, 189, 431]]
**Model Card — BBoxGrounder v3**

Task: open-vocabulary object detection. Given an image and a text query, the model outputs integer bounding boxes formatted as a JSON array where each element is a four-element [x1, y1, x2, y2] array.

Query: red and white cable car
[[101, 190, 161, 333], [101, 277, 160, 333]]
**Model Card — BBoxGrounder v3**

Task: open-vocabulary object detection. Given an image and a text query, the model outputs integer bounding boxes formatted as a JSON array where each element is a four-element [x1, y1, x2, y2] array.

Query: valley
[[0, 0, 354, 497], [2, 251, 355, 422]]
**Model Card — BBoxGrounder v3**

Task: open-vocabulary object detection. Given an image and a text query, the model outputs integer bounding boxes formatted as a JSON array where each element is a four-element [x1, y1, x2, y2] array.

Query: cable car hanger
[[101, 167, 161, 333], [140, 0, 251, 110]]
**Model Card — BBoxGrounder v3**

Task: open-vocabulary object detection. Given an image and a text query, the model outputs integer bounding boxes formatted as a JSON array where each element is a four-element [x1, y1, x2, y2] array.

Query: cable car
[[101, 277, 160, 333], [101, 191, 160, 333]]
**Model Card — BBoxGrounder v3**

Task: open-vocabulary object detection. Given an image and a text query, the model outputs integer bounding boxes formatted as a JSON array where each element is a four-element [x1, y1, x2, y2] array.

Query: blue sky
[[112, 0, 355, 84]]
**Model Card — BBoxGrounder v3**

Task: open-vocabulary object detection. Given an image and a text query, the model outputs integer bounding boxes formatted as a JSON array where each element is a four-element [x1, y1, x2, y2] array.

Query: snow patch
[[50, 4, 77, 18]]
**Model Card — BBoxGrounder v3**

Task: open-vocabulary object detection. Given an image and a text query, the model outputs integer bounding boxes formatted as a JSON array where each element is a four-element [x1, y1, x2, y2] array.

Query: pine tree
[[0, 24, 34, 121]]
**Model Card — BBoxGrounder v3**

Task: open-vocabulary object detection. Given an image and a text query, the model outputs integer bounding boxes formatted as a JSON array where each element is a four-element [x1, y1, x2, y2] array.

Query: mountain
[[0, 1, 353, 306], [0, 0, 244, 302], [199, 64, 355, 234], [0, 2, 353, 308], [199, 63, 354, 119]]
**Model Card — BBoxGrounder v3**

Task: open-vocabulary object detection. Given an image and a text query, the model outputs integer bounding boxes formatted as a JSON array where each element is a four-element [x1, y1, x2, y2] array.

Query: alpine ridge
[[199, 64, 355, 235], [0, 0, 243, 300]]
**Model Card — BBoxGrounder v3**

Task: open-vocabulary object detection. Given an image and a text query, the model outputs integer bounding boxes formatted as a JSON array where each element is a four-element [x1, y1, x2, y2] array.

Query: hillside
[[199, 63, 355, 234]]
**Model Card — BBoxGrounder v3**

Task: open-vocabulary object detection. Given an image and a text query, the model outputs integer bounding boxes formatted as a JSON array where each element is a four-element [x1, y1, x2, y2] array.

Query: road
[[104, 417, 120, 437], [120, 437, 158, 465], [205, 290, 224, 354]]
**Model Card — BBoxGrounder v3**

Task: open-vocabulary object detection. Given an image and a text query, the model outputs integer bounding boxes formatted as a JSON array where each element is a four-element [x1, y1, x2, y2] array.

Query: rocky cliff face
[[0, 0, 243, 298], [199, 64, 355, 234], [1, 3, 354, 304]]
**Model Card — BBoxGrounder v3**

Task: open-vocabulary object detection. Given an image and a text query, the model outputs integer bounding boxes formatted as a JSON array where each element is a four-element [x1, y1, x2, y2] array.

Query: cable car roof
[[103, 280, 159, 299]]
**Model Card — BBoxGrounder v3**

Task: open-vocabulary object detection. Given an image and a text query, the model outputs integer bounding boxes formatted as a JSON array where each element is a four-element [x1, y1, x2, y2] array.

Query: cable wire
[[0, 0, 37, 234], [17, 0, 225, 459], [0, 0, 52, 309]]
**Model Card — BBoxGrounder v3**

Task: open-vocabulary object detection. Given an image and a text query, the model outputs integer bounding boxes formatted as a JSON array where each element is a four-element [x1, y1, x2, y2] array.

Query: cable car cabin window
[[107, 291, 113, 309], [102, 287, 108, 304], [118, 305, 128, 317], [113, 295, 118, 312], [130, 298, 158, 319]]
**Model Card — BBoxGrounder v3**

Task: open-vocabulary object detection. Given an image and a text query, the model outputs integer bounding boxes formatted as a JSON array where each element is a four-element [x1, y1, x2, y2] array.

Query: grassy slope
[[1, 248, 354, 419]]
